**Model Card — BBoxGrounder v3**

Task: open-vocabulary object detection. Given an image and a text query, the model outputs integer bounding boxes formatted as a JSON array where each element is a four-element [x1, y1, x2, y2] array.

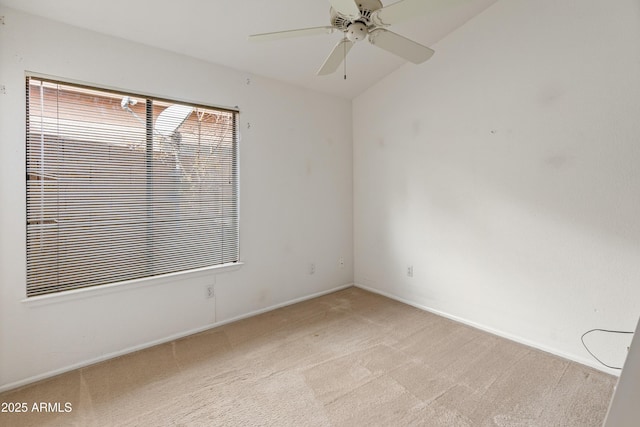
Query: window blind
[[26, 76, 239, 297]]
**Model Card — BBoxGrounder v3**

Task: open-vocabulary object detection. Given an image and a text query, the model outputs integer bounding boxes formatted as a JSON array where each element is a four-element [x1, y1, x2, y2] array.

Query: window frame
[[24, 74, 241, 299]]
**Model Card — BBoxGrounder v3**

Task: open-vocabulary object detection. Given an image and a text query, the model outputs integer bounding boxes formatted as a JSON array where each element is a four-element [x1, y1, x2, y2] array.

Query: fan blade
[[328, 0, 361, 20], [249, 26, 336, 42], [317, 39, 354, 75], [371, 0, 465, 26], [368, 29, 434, 64]]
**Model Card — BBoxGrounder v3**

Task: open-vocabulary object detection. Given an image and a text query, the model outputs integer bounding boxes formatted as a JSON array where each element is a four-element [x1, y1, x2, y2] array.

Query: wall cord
[[581, 329, 634, 370]]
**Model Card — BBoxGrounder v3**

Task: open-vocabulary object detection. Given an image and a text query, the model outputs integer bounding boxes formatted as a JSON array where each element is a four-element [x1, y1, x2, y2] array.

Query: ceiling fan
[[248, 0, 437, 76]]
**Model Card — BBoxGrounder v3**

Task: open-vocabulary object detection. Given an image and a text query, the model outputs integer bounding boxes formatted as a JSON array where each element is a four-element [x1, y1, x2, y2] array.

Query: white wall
[[0, 7, 353, 390], [353, 0, 640, 373]]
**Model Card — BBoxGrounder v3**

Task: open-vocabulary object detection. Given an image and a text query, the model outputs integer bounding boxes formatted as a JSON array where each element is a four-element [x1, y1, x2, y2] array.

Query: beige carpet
[[0, 287, 615, 426]]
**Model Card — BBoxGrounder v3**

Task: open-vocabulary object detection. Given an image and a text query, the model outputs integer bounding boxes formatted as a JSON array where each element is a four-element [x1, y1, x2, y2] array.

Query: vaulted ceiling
[[0, 0, 498, 98]]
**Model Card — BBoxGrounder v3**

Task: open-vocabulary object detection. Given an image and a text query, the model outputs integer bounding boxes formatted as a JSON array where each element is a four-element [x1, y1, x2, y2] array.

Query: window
[[26, 76, 239, 297]]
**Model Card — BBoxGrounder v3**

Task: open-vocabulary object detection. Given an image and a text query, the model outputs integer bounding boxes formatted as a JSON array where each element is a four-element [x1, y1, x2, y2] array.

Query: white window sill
[[21, 262, 244, 307]]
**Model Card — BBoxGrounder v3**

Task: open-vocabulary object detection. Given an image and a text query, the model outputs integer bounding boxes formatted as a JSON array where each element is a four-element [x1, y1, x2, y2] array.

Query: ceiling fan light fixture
[[346, 22, 368, 42]]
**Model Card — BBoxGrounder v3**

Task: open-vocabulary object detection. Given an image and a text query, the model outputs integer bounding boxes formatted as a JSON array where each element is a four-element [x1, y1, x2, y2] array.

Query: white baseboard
[[0, 283, 354, 393], [354, 283, 620, 377], [212, 283, 354, 327]]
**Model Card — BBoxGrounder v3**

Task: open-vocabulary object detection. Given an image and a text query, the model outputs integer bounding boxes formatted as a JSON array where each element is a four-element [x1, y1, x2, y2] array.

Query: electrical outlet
[[339, 257, 344, 268], [206, 285, 214, 299], [407, 265, 413, 278], [309, 262, 316, 275]]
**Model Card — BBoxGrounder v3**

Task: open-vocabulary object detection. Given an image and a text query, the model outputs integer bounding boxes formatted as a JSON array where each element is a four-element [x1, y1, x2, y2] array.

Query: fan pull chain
[[343, 35, 347, 80]]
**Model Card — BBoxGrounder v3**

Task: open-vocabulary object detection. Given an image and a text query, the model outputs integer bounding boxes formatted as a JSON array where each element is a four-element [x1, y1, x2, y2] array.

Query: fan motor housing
[[330, 0, 383, 30]]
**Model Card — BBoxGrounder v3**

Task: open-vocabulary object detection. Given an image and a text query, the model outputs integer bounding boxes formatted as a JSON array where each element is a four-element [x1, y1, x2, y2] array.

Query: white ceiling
[[0, 0, 498, 99]]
